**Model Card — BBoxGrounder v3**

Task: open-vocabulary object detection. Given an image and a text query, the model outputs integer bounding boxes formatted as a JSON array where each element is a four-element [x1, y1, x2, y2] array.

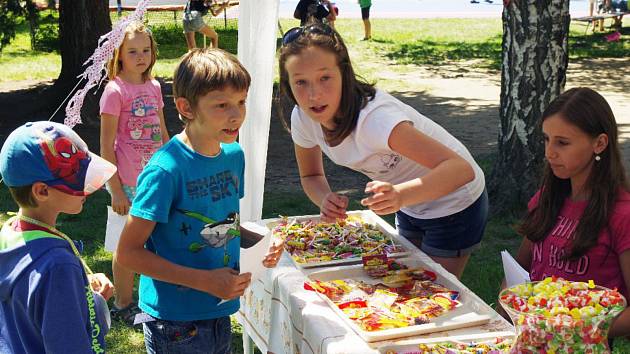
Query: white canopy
[[238, 0, 281, 222]]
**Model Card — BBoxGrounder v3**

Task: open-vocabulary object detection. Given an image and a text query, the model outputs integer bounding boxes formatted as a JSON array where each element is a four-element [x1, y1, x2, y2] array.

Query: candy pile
[[411, 337, 512, 354], [272, 216, 406, 264], [499, 277, 626, 353], [304, 260, 460, 332]]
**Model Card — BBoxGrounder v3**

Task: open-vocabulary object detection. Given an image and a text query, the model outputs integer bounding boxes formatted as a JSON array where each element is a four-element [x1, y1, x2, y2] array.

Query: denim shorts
[[143, 316, 231, 354], [183, 10, 206, 33], [395, 189, 488, 258]]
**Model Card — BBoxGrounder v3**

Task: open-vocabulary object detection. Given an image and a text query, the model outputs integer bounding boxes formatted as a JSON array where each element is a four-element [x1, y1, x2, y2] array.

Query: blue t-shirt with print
[[130, 136, 245, 321]]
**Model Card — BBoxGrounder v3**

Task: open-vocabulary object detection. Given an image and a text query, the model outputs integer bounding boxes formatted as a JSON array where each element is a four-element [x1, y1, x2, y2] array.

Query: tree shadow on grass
[[384, 35, 503, 71]]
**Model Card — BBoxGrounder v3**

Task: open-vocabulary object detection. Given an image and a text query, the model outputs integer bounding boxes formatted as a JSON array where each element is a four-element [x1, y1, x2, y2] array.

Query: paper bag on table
[[501, 250, 530, 287]]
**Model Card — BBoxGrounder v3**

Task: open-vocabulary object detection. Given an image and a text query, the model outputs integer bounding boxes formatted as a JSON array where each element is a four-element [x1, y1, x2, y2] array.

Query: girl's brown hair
[[106, 21, 158, 81], [278, 23, 375, 146], [519, 87, 629, 260]]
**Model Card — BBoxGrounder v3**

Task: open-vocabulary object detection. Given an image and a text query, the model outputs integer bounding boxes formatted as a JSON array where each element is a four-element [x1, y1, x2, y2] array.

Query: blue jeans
[[395, 189, 488, 257], [143, 317, 231, 354]]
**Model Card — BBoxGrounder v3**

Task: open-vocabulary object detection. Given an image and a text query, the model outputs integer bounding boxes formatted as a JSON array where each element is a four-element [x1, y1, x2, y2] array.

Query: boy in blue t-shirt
[[116, 48, 284, 354], [0, 121, 116, 353]]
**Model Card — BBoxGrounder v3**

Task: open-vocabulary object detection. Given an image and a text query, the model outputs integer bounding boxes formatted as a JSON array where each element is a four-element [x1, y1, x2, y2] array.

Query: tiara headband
[[64, 0, 151, 128]]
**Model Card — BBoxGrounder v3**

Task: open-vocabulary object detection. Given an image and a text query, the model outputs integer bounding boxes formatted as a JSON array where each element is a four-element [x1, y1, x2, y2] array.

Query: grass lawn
[[2, 16, 628, 82], [0, 14, 629, 353]]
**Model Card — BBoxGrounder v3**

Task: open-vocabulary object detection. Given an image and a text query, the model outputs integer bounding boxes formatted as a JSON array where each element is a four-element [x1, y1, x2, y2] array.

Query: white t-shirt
[[291, 89, 485, 219]]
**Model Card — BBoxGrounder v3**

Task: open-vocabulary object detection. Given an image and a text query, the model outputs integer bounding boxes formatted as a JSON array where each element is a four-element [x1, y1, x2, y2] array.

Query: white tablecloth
[[236, 217, 514, 354]]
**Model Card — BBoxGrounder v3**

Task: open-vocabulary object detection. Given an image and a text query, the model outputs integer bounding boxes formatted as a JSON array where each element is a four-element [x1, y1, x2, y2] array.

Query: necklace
[[13, 213, 94, 275]]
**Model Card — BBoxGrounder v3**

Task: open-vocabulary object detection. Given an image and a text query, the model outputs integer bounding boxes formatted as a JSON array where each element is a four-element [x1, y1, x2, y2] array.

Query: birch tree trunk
[[489, 0, 570, 214]]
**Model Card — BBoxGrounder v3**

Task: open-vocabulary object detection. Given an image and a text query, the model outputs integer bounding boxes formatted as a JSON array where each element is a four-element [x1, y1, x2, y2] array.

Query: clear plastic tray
[[306, 256, 494, 342], [266, 210, 412, 269]]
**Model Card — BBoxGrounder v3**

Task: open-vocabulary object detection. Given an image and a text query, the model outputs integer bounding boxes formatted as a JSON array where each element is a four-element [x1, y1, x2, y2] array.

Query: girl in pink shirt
[[99, 21, 170, 325], [514, 87, 630, 340]]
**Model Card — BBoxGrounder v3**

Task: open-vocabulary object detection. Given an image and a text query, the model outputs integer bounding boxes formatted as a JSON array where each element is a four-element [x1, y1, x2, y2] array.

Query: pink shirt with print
[[99, 77, 165, 186], [528, 189, 630, 299]]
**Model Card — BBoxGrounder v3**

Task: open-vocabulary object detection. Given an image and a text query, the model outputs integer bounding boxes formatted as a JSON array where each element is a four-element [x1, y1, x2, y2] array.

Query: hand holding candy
[[262, 238, 284, 268], [361, 181, 403, 215], [320, 192, 348, 222]]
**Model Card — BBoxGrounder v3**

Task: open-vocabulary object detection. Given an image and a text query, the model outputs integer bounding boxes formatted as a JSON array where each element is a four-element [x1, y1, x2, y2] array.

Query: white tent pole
[[238, 0, 280, 223]]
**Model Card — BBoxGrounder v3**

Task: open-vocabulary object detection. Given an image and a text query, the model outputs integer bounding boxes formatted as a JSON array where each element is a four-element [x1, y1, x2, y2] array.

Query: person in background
[[294, 0, 331, 26], [100, 20, 169, 327], [326, 1, 338, 29], [183, 0, 230, 49], [358, 0, 372, 40]]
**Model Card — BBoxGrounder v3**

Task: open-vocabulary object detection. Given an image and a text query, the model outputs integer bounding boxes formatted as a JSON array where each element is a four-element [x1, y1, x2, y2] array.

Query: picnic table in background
[[573, 10, 628, 33], [108, 1, 240, 26]]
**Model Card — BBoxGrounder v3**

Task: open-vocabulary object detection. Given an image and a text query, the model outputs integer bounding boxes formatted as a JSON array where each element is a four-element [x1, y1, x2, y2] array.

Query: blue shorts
[[143, 316, 231, 354], [395, 189, 488, 258]]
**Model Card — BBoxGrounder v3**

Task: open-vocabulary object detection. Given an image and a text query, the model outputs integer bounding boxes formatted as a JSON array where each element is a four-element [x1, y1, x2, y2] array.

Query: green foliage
[[0, 0, 26, 52], [33, 23, 59, 52]]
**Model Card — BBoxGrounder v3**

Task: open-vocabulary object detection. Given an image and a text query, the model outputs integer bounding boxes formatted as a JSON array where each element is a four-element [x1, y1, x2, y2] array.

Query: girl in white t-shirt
[[278, 23, 487, 278]]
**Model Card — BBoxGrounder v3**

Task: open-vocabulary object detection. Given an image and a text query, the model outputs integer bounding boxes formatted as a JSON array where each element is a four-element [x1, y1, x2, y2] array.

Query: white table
[[236, 214, 514, 354]]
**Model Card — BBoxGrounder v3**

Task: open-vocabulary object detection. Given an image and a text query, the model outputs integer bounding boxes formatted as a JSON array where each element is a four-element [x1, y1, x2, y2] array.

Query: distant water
[[278, 0, 591, 18], [110, 0, 591, 19]]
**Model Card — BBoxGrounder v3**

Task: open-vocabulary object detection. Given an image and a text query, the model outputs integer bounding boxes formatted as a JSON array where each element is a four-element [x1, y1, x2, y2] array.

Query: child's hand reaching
[[262, 239, 285, 268], [320, 192, 348, 223], [361, 181, 403, 215], [205, 268, 252, 300], [111, 191, 131, 215], [88, 273, 115, 301]]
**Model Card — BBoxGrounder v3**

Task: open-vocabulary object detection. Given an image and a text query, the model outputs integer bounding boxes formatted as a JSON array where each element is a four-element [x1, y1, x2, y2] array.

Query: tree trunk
[[489, 0, 570, 214], [51, 0, 111, 125]]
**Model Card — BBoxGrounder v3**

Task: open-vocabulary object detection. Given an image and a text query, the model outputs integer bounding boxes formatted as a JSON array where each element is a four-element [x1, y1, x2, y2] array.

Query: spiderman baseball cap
[[0, 121, 116, 196]]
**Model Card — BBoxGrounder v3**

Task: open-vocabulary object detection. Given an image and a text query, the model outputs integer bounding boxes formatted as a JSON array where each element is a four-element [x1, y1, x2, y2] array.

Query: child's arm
[[209, 1, 229, 16], [361, 122, 475, 214], [40, 264, 106, 351], [609, 250, 630, 338], [158, 108, 170, 143], [295, 143, 348, 222], [116, 216, 252, 300], [239, 224, 285, 268], [100, 113, 131, 215]]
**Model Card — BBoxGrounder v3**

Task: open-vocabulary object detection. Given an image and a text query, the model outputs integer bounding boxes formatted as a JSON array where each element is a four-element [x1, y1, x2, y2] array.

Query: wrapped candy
[[499, 277, 626, 353], [272, 216, 406, 264]]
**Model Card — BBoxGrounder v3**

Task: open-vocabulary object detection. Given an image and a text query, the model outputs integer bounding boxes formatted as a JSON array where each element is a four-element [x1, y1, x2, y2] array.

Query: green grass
[[0, 15, 238, 83], [2, 17, 628, 83]]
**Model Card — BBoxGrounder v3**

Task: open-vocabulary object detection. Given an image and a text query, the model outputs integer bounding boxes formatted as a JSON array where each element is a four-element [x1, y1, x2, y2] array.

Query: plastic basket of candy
[[499, 277, 626, 353]]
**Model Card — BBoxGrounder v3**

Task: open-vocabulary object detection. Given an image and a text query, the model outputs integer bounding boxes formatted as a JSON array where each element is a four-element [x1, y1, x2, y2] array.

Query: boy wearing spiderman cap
[[0, 121, 116, 353]]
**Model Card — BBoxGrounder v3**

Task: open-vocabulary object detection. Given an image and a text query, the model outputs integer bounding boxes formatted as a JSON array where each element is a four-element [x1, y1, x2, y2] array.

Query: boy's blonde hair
[[107, 21, 158, 81], [173, 48, 251, 124]]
